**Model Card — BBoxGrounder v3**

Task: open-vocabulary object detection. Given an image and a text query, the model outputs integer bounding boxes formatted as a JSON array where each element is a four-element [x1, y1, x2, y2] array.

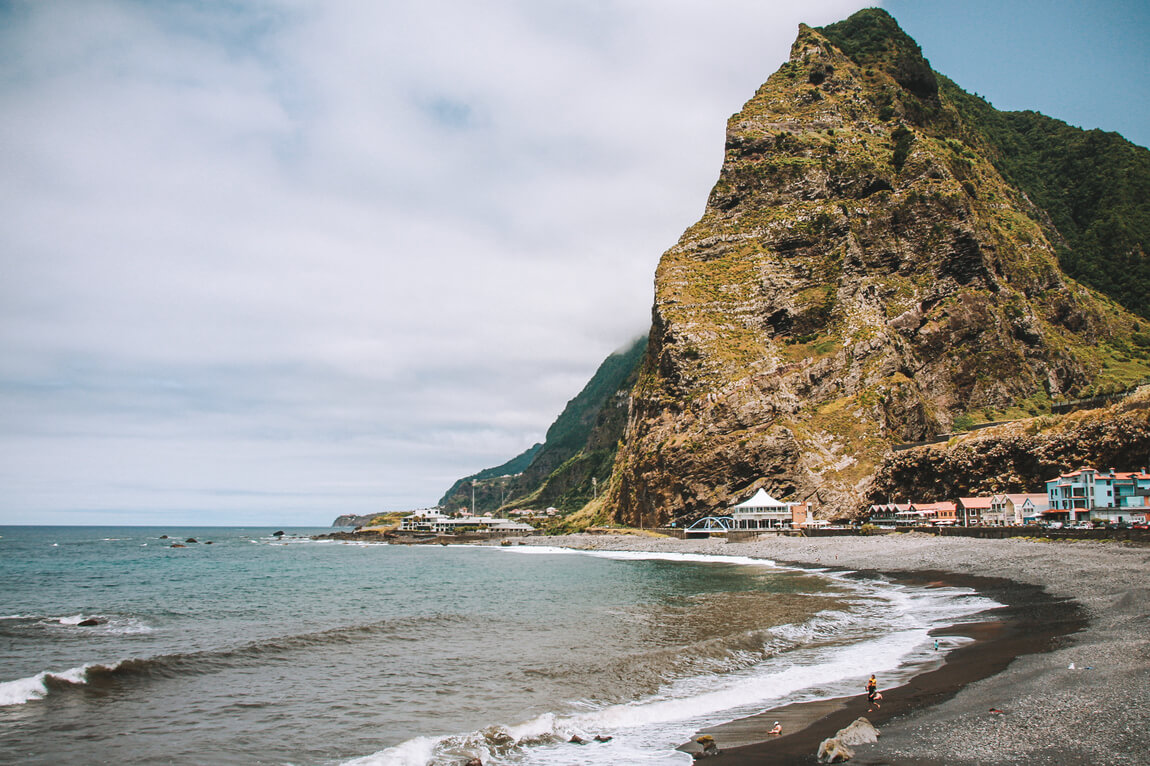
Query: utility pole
[[471, 480, 476, 516]]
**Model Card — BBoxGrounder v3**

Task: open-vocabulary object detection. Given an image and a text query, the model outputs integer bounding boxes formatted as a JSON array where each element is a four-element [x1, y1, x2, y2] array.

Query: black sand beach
[[530, 533, 1150, 765]]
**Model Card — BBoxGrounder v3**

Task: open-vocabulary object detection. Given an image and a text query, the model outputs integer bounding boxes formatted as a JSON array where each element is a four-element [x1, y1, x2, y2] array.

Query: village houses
[[868, 466, 1150, 528]]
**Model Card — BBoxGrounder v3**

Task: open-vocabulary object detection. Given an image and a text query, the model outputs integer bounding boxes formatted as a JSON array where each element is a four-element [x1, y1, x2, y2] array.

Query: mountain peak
[[818, 8, 938, 101], [601, 10, 1150, 525]]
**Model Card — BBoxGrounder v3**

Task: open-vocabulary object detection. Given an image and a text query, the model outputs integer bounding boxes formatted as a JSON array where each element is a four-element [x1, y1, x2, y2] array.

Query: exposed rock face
[[869, 390, 1150, 503], [607, 10, 1150, 525]]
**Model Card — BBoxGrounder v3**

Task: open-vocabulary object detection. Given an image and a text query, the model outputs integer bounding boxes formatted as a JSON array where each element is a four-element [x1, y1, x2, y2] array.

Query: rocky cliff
[[869, 389, 1150, 503], [605, 9, 1150, 525]]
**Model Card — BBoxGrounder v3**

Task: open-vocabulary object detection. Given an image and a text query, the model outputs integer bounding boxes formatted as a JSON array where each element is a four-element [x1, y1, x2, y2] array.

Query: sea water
[[0, 527, 997, 765]]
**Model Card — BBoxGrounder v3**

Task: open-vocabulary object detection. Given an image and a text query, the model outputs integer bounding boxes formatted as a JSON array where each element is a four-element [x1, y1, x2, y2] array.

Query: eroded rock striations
[[606, 10, 1150, 525], [869, 390, 1150, 504]]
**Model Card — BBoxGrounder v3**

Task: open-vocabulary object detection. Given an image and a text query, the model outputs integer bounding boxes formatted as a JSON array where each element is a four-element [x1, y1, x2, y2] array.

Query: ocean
[[0, 527, 997, 765]]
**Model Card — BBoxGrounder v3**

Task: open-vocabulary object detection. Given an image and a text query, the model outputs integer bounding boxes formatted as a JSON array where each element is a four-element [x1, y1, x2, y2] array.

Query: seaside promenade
[[526, 532, 1149, 765]]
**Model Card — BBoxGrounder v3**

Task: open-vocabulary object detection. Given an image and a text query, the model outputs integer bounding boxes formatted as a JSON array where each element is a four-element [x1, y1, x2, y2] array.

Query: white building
[[399, 510, 535, 535], [729, 488, 793, 530]]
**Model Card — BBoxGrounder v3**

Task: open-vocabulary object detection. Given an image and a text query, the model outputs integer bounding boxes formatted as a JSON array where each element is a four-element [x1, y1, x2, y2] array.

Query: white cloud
[[0, 0, 869, 524]]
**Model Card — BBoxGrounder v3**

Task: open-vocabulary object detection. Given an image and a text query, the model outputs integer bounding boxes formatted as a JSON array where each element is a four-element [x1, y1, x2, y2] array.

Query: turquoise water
[[0, 527, 996, 765]]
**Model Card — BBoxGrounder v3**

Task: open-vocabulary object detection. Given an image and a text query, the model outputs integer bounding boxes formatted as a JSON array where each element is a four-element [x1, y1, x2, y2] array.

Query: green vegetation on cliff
[[439, 335, 647, 515], [942, 86, 1150, 320], [446, 8, 1150, 528], [604, 8, 1150, 525], [437, 443, 542, 509], [821, 9, 1150, 322]]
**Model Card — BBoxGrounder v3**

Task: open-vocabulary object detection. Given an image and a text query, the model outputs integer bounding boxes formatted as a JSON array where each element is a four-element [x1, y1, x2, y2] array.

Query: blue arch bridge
[[684, 516, 734, 533]]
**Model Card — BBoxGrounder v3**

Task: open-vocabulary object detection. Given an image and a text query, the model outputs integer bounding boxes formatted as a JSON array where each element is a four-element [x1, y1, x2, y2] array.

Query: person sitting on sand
[[768, 721, 782, 736]]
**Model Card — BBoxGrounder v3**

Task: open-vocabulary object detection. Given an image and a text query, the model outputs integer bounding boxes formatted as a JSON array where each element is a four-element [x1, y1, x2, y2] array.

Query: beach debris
[[693, 734, 720, 759], [817, 737, 855, 763], [989, 708, 1004, 714], [1068, 662, 1075, 669]]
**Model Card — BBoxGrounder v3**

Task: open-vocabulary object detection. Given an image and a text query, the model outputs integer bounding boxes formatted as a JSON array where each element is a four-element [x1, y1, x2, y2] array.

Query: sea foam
[[0, 663, 112, 706], [340, 553, 996, 766]]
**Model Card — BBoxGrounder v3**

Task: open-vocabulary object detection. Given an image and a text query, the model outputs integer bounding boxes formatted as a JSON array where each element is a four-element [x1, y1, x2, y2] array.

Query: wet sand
[[530, 533, 1150, 765]]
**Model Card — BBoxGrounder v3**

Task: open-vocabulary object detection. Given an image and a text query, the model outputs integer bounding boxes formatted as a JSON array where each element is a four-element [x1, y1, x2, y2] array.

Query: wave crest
[[0, 613, 478, 706]]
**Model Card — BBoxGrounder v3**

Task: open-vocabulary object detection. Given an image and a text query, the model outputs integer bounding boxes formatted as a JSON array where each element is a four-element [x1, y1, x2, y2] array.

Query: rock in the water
[[817, 737, 855, 763], [834, 717, 880, 746], [273, 530, 285, 537], [77, 618, 101, 627], [185, 538, 198, 543], [170, 543, 186, 548], [569, 735, 587, 745], [462, 758, 482, 766]]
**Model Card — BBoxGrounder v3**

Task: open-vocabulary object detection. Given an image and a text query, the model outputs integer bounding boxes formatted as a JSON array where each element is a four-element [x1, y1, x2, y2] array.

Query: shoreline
[[524, 533, 1148, 765], [680, 571, 1083, 765]]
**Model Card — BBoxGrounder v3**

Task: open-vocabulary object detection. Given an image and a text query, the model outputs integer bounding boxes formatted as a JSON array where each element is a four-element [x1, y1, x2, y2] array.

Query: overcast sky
[[2, 1, 1147, 526]]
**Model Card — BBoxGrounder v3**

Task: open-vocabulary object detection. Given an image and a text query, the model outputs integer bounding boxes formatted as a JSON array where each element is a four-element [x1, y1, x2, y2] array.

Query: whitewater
[[0, 527, 996, 765]]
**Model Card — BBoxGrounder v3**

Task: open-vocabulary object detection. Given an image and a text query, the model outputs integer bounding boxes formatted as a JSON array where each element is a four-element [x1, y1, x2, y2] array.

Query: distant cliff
[[602, 9, 1150, 525], [331, 513, 377, 528], [439, 335, 647, 514]]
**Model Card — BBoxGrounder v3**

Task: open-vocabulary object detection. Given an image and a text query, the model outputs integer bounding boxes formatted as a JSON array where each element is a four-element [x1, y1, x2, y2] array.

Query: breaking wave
[[0, 613, 479, 706], [340, 548, 998, 766]]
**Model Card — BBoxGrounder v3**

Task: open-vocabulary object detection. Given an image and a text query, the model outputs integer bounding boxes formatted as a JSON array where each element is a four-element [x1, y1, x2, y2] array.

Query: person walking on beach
[[866, 674, 881, 711]]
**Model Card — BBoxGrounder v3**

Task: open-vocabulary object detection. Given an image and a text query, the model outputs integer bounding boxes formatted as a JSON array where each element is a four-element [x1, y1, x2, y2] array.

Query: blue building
[[1044, 467, 1150, 524]]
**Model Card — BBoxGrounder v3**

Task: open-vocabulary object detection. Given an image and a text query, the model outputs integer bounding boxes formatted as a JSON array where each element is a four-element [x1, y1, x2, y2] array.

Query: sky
[[2, 1, 1147, 526]]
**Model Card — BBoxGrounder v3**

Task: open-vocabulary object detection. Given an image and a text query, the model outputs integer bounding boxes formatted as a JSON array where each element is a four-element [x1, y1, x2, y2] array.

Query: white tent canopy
[[731, 488, 786, 511]]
